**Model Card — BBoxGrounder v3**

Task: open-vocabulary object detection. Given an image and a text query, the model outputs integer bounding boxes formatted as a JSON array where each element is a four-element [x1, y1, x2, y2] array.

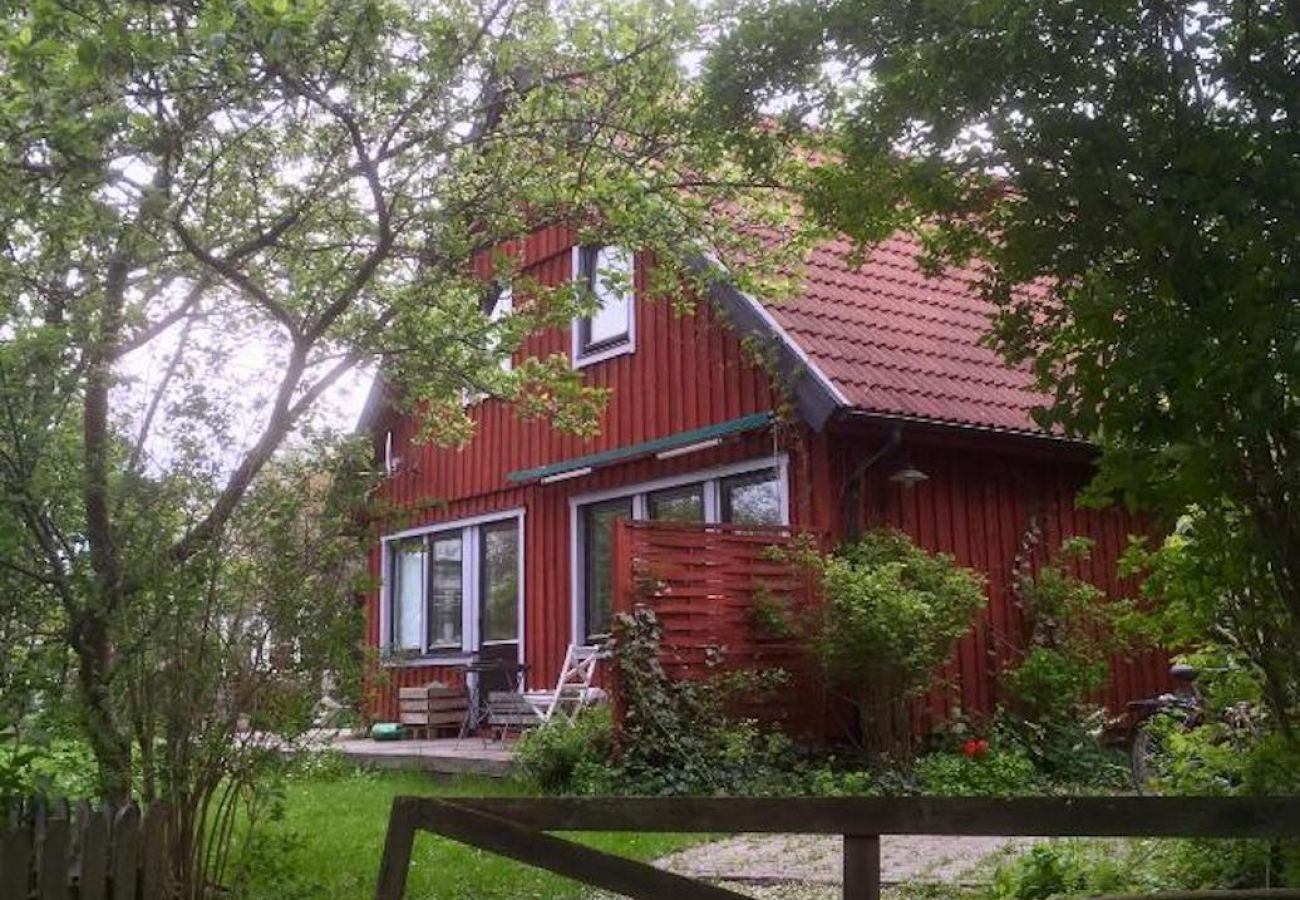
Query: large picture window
[[574, 460, 786, 644], [383, 512, 522, 658]]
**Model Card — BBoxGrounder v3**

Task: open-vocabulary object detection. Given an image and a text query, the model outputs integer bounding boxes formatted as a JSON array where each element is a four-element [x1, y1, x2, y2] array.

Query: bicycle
[[1126, 663, 1257, 794]]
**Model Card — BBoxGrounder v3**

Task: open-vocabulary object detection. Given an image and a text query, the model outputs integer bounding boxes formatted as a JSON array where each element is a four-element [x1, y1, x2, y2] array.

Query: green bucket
[[371, 722, 402, 741]]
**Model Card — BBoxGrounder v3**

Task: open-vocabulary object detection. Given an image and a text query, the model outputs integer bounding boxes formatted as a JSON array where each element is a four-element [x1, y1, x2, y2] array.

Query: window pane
[[427, 534, 463, 649], [489, 286, 513, 373], [580, 246, 632, 352], [647, 483, 705, 523], [720, 469, 782, 525], [392, 538, 424, 650], [480, 520, 519, 643], [583, 497, 633, 640]]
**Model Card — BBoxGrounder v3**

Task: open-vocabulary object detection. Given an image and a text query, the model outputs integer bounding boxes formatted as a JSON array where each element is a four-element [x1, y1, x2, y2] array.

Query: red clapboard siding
[[845, 435, 1169, 727], [609, 486, 1167, 743], [364, 224, 807, 720], [362, 224, 1169, 735]]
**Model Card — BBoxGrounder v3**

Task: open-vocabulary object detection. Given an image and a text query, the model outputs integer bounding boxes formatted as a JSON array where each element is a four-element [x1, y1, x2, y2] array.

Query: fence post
[[38, 811, 69, 900], [374, 798, 417, 900], [843, 834, 881, 900]]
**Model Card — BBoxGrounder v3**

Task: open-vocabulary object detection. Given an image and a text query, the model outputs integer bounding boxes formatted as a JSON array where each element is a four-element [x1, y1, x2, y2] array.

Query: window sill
[[573, 341, 634, 369]]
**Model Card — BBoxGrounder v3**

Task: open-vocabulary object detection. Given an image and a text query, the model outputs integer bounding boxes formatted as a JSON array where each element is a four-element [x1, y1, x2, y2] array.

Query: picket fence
[[0, 799, 171, 899]]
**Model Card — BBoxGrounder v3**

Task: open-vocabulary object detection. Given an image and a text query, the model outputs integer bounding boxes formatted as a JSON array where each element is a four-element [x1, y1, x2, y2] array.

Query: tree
[[704, 0, 1300, 726], [0, 0, 802, 815]]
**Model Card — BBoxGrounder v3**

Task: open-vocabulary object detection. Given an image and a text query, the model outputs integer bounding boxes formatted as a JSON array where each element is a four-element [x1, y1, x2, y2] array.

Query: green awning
[[507, 412, 775, 484]]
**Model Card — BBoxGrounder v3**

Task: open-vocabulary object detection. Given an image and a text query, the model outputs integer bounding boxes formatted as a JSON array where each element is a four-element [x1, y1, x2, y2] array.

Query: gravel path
[[656, 833, 1037, 888], [586, 831, 1045, 899]]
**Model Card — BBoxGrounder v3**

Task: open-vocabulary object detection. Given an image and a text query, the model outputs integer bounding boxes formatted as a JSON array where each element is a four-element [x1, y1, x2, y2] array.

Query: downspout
[[840, 424, 903, 541]]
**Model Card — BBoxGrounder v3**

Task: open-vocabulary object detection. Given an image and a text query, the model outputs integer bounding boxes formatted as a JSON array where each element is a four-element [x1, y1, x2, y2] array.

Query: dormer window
[[573, 245, 635, 367]]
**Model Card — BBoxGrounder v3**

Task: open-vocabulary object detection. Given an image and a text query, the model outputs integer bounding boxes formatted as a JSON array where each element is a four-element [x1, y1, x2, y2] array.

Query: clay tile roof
[[764, 234, 1049, 434]]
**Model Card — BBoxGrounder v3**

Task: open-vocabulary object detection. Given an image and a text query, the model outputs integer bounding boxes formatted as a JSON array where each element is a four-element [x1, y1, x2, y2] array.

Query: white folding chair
[[521, 644, 607, 722]]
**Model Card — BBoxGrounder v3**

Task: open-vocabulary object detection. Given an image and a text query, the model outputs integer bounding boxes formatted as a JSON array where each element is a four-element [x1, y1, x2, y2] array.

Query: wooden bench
[[398, 684, 469, 739]]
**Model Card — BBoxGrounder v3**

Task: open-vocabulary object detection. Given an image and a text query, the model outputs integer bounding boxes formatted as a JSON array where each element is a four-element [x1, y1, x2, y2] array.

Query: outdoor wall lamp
[[888, 461, 929, 488]]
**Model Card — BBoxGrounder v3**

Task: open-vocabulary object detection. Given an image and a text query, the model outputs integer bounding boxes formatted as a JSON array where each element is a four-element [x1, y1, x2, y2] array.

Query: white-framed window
[[461, 286, 514, 407], [489, 285, 513, 373], [383, 430, 399, 475], [572, 245, 635, 367], [569, 457, 788, 644], [380, 509, 524, 661]]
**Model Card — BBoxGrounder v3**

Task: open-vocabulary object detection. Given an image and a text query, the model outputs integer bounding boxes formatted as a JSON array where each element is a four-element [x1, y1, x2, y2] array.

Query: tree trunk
[[74, 611, 132, 802]]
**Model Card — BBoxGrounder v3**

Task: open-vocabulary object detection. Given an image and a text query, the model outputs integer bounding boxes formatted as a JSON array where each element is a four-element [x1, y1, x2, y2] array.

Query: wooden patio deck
[[292, 730, 517, 778]]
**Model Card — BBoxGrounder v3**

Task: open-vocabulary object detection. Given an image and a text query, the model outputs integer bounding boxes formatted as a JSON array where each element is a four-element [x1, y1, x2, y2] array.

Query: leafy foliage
[[783, 529, 986, 759], [997, 536, 1136, 778], [705, 0, 1300, 727], [913, 742, 1038, 798], [603, 607, 794, 795], [0, 0, 812, 893], [516, 706, 616, 795]]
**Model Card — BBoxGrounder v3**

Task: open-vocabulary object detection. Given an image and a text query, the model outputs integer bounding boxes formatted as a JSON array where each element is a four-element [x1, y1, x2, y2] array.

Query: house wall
[[362, 223, 1166, 727], [365, 225, 834, 719], [828, 426, 1168, 727]]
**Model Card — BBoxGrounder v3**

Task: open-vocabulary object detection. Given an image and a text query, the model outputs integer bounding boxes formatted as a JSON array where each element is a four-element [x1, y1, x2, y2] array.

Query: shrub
[[995, 845, 1090, 900], [516, 706, 615, 794], [913, 742, 1038, 797], [1004, 537, 1133, 725], [784, 529, 986, 760], [0, 738, 99, 800], [604, 607, 793, 795]]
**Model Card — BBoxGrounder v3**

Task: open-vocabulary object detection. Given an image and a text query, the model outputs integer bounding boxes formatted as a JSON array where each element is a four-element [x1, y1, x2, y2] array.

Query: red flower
[[961, 738, 989, 758]]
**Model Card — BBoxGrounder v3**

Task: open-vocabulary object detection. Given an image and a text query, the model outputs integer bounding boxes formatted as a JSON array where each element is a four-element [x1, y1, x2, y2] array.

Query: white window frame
[[379, 508, 525, 666], [571, 245, 636, 368], [490, 286, 513, 373], [383, 430, 399, 475], [568, 456, 789, 646]]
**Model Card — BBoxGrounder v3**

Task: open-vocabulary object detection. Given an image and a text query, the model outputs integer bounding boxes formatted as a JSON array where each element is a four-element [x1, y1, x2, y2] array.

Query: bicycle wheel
[[1130, 722, 1166, 795]]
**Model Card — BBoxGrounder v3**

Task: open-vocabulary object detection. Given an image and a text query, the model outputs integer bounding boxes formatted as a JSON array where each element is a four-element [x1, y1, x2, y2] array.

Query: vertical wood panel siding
[[362, 224, 1167, 730], [364, 228, 801, 720], [839, 431, 1170, 728]]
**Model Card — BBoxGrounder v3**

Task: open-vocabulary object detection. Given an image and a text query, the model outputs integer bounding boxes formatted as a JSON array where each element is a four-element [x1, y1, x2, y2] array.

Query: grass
[[235, 769, 708, 899]]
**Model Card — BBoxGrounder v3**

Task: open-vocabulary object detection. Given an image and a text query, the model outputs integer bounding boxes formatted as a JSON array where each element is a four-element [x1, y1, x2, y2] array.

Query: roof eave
[[832, 407, 1096, 456], [692, 256, 848, 432]]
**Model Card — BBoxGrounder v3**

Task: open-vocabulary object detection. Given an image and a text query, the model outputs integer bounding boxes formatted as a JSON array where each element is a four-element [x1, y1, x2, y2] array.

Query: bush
[[913, 742, 1038, 797], [0, 738, 99, 800], [516, 707, 615, 794], [993, 837, 1290, 900], [602, 607, 796, 795], [1004, 537, 1133, 725], [780, 529, 986, 760]]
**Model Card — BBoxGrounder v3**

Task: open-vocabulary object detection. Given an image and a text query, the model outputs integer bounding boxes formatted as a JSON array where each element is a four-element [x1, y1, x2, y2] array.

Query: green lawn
[[236, 771, 706, 899]]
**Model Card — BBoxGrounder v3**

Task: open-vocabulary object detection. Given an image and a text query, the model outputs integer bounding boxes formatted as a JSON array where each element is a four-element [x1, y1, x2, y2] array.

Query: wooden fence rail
[[0, 799, 170, 900], [374, 795, 1300, 900]]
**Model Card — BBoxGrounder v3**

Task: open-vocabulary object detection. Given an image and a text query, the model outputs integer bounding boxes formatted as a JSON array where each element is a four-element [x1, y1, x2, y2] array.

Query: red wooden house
[[360, 225, 1166, 731]]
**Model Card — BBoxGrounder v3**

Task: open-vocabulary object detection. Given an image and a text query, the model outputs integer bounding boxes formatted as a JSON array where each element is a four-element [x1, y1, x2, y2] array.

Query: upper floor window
[[573, 245, 635, 366], [487, 285, 513, 373]]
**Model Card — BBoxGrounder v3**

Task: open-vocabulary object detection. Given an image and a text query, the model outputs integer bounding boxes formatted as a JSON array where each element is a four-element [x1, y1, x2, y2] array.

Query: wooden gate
[[375, 795, 1300, 900]]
